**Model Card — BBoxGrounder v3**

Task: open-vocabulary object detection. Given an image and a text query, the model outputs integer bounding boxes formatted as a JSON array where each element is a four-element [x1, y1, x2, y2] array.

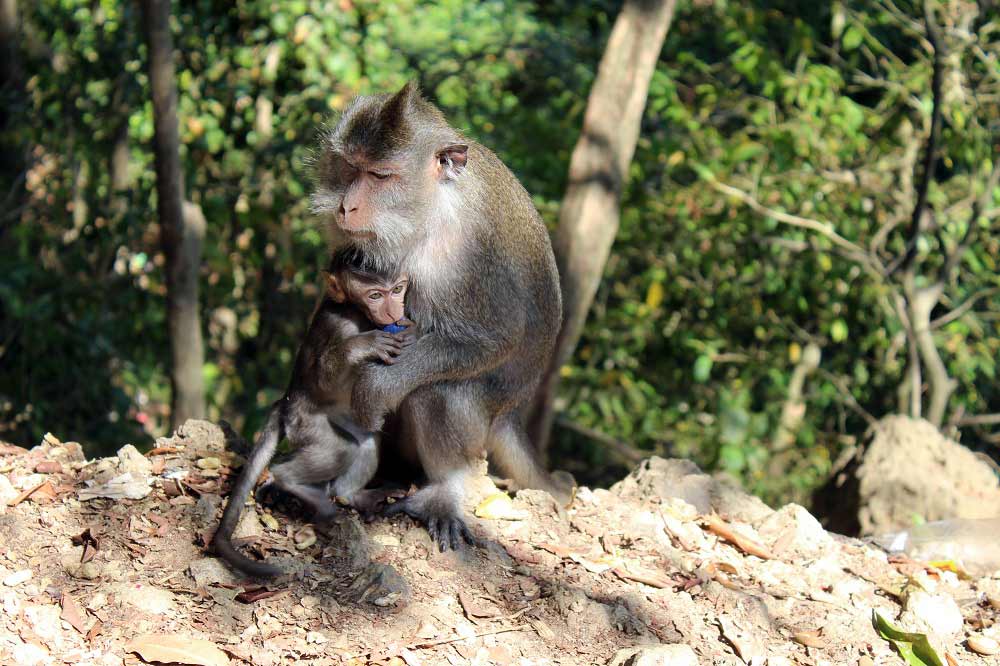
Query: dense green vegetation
[[2, 0, 997, 506]]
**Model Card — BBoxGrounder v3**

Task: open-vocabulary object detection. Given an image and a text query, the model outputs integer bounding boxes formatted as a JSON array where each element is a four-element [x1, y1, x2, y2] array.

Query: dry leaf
[[125, 634, 229, 666], [475, 492, 528, 520], [85, 619, 104, 642], [612, 566, 671, 589], [8, 479, 55, 506], [703, 513, 773, 560], [60, 593, 88, 635], [528, 617, 555, 640], [793, 629, 826, 648]]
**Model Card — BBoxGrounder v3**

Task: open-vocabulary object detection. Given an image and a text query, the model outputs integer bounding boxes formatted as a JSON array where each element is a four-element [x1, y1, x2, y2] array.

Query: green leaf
[[830, 319, 848, 343], [842, 25, 863, 51], [872, 611, 945, 666], [693, 355, 713, 382]]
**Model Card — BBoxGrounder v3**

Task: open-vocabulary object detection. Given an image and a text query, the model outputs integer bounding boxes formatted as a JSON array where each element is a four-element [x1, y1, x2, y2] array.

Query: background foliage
[[2, 0, 997, 507]]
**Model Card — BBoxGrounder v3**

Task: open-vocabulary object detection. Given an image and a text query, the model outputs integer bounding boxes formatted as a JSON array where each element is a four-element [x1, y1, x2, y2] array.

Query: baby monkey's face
[[326, 270, 409, 326]]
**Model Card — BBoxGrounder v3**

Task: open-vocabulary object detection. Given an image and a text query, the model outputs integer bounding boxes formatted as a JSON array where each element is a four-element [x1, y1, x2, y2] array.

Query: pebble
[[609, 644, 699, 666], [902, 588, 964, 634], [967, 635, 1000, 656], [3, 569, 32, 586], [196, 457, 221, 470]]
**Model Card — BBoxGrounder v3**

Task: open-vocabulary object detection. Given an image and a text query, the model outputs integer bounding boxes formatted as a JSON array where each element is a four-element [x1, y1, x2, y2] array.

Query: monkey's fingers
[[378, 351, 397, 365]]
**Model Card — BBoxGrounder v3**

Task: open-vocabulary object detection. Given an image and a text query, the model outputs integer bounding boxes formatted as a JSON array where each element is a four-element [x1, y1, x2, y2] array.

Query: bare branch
[[709, 180, 881, 273], [555, 417, 648, 466], [894, 1, 946, 276], [931, 287, 999, 329], [955, 413, 1000, 427]]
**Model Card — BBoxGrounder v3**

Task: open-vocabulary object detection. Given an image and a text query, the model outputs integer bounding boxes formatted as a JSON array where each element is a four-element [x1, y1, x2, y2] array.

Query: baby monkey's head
[[324, 246, 409, 327]]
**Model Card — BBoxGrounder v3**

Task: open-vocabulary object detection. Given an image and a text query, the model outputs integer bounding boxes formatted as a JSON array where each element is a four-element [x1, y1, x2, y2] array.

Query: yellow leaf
[[645, 281, 665, 309], [475, 492, 528, 521], [667, 151, 685, 167], [125, 635, 229, 666], [788, 342, 801, 363]]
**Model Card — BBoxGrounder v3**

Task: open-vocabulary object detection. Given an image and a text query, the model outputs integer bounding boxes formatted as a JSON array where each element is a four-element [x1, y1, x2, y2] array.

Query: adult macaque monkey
[[313, 82, 573, 551], [213, 248, 414, 577]]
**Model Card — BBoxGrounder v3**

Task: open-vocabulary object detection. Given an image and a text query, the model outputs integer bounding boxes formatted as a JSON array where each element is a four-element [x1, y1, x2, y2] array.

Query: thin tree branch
[[955, 413, 1000, 427], [930, 287, 999, 329], [894, 0, 946, 276], [941, 159, 1000, 283], [709, 180, 881, 274], [555, 417, 648, 465]]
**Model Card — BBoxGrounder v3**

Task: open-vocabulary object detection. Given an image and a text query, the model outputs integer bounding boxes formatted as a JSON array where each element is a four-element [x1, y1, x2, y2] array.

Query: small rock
[[901, 588, 964, 634], [194, 493, 223, 528], [116, 444, 152, 475], [196, 457, 221, 470], [11, 641, 49, 666], [306, 631, 328, 644], [2, 569, 32, 586], [87, 592, 107, 611], [757, 504, 832, 556], [16, 473, 45, 490], [113, 582, 176, 615], [300, 595, 319, 609], [967, 634, 1000, 655], [78, 472, 151, 500], [67, 561, 102, 580], [24, 604, 62, 643], [188, 558, 239, 588], [372, 533, 400, 547], [34, 460, 63, 474], [232, 507, 264, 540], [0, 474, 17, 512], [609, 644, 699, 666], [348, 562, 410, 608], [294, 526, 317, 550]]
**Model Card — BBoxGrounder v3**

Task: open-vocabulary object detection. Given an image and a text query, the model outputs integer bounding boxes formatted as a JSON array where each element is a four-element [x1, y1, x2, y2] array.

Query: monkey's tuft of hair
[[328, 245, 391, 283]]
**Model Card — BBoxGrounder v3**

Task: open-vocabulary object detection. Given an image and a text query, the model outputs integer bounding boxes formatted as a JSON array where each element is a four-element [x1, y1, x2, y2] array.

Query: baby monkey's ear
[[324, 271, 347, 303]]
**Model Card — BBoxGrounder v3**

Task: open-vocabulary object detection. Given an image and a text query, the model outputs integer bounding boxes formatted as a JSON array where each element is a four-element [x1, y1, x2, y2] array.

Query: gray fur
[[212, 275, 413, 577], [315, 83, 574, 551]]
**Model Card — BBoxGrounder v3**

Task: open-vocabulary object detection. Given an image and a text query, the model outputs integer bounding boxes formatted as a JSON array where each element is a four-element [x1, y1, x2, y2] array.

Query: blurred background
[[1, 0, 998, 511]]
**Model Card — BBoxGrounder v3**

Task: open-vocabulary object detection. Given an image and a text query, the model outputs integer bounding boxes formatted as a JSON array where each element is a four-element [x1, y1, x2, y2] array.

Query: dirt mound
[[1, 422, 998, 666], [814, 415, 1000, 536]]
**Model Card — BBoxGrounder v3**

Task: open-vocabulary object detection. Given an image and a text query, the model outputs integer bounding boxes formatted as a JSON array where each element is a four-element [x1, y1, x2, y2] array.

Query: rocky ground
[[1, 420, 999, 666]]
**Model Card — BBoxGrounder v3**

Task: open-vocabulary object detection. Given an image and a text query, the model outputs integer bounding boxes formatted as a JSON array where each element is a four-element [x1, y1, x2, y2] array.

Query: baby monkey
[[213, 248, 414, 577]]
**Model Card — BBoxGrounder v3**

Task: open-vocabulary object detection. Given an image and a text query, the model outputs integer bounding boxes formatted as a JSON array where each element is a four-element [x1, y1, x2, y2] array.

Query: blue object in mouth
[[381, 322, 407, 334]]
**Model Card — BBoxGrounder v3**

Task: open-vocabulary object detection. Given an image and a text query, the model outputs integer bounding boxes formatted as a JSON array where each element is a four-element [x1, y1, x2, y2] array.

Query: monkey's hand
[[351, 362, 404, 431]]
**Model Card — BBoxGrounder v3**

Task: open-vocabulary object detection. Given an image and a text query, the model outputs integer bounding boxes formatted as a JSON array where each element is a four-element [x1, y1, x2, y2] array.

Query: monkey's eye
[[391, 284, 405, 295], [367, 292, 383, 301], [370, 171, 391, 180]]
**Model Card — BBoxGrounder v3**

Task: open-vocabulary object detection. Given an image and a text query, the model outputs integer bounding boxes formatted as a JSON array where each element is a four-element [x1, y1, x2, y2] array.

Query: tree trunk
[[140, 0, 206, 428], [527, 0, 677, 452]]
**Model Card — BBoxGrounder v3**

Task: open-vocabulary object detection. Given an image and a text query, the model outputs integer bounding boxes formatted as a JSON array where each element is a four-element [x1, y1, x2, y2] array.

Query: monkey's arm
[[351, 287, 524, 430]]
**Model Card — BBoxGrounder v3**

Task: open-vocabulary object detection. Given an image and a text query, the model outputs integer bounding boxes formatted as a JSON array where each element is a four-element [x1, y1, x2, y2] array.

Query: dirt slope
[[1, 420, 998, 666]]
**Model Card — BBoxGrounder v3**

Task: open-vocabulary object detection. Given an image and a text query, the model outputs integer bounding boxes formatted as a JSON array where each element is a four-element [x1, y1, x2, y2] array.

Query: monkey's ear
[[380, 81, 419, 131], [435, 144, 468, 181], [324, 271, 347, 303]]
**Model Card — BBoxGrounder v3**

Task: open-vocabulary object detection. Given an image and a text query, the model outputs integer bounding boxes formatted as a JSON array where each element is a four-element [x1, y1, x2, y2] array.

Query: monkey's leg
[[328, 432, 380, 515], [487, 412, 576, 507], [386, 385, 485, 551], [270, 421, 353, 522]]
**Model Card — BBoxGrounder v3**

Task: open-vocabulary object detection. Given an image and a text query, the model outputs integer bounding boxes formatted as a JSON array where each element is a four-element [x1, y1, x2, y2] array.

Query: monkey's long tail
[[212, 408, 285, 578]]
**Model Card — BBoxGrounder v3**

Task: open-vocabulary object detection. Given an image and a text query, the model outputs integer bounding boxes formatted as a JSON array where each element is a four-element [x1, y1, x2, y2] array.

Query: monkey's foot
[[384, 498, 478, 552], [341, 488, 406, 521]]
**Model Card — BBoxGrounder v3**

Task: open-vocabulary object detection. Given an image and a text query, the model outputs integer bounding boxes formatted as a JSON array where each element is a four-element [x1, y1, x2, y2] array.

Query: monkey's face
[[327, 272, 409, 327], [312, 83, 468, 258]]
